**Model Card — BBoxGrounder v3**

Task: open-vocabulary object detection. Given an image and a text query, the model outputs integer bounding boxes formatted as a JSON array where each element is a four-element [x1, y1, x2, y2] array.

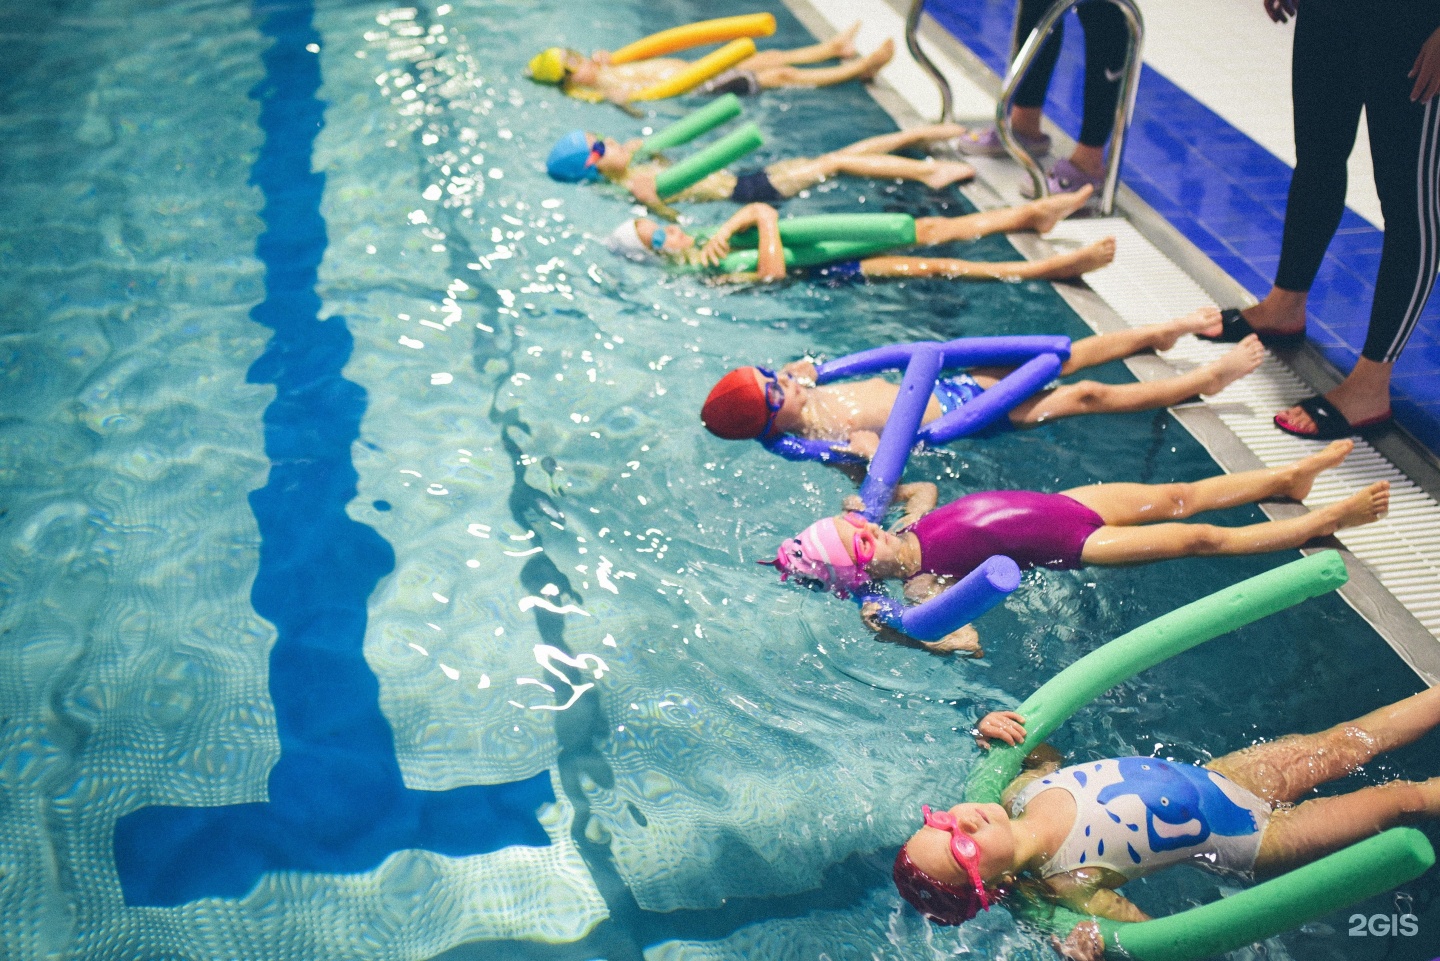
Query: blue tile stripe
[[112, 0, 552, 907], [926, 0, 1440, 451]]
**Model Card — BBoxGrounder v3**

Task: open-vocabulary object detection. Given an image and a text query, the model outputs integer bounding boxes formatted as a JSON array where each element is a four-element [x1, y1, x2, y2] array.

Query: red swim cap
[[701, 367, 768, 439], [892, 846, 988, 926]]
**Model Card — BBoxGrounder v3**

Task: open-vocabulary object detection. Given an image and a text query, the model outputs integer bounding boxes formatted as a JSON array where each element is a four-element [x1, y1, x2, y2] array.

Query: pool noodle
[[728, 213, 916, 250], [956, 552, 1433, 960], [857, 344, 941, 522], [608, 13, 776, 65], [654, 122, 763, 199], [717, 237, 907, 273], [894, 556, 1021, 640], [636, 94, 742, 160], [917, 352, 1063, 444], [816, 336, 1070, 381], [629, 37, 756, 102]]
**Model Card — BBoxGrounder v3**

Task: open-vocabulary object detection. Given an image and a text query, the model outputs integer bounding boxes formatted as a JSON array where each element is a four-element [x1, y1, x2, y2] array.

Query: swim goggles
[[754, 366, 787, 436], [837, 511, 877, 564], [587, 136, 606, 167], [921, 804, 991, 911], [650, 223, 668, 252]]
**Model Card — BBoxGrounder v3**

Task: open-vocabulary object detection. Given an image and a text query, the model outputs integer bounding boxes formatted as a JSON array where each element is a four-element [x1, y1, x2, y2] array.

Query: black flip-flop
[[1274, 395, 1393, 439], [1196, 307, 1306, 347]]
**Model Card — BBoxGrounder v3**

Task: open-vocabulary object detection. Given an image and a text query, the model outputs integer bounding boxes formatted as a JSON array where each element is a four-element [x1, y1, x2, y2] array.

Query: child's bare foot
[[856, 38, 894, 81], [1321, 480, 1390, 531], [829, 21, 861, 59], [1027, 185, 1094, 233], [1151, 306, 1224, 350], [1035, 237, 1115, 279], [1197, 335, 1265, 396], [921, 160, 975, 190], [1285, 439, 1354, 501]]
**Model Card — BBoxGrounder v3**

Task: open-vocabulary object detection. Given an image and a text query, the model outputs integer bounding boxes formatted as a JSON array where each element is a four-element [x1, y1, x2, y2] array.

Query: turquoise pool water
[[1, 0, 1435, 957]]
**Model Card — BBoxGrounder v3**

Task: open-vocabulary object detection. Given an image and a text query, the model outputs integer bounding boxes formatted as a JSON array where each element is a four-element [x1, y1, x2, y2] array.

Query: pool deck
[[782, 0, 1440, 685]]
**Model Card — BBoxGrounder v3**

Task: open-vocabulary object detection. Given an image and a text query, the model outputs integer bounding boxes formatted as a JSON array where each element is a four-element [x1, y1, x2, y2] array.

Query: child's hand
[[859, 601, 885, 633], [780, 359, 819, 385], [844, 430, 880, 460], [699, 233, 732, 267], [840, 494, 866, 513], [1051, 921, 1105, 961], [628, 172, 662, 209], [592, 49, 613, 64], [976, 710, 1027, 748]]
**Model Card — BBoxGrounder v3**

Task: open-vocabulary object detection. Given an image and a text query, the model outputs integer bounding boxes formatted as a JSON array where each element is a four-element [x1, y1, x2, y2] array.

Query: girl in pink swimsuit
[[770, 440, 1388, 653]]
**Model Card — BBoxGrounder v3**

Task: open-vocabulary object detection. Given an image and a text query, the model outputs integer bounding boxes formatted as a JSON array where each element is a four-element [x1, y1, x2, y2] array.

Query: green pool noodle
[[728, 212, 916, 249], [636, 94, 742, 160], [965, 551, 1349, 804], [653, 122, 763, 199], [716, 237, 904, 273], [961, 552, 1439, 959]]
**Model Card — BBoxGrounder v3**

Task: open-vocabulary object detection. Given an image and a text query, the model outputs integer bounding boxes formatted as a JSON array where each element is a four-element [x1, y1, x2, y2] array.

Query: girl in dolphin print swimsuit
[[894, 684, 1440, 960]]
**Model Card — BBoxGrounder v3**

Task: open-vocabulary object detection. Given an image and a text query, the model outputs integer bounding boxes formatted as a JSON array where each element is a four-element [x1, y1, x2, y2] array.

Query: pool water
[[1, 0, 1436, 957]]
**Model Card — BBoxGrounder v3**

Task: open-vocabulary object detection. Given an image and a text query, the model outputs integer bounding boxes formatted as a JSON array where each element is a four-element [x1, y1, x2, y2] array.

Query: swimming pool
[[1, 0, 1435, 957]]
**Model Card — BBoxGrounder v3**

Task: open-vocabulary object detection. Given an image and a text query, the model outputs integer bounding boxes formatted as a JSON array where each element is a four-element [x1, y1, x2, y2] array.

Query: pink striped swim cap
[[767, 516, 873, 598]]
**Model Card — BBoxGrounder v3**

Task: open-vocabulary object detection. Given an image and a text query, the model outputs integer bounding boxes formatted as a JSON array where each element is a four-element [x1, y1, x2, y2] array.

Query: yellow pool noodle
[[608, 13, 776, 65], [628, 38, 757, 102]]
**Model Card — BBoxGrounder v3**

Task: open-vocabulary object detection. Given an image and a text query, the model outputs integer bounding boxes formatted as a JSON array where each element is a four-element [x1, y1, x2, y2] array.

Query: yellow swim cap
[[528, 48, 567, 85]]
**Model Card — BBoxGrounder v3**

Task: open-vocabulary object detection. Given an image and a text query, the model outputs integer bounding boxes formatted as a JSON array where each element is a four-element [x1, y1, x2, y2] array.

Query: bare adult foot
[[1275, 365, 1394, 435], [1153, 306, 1225, 349], [1027, 185, 1094, 233], [1284, 438, 1354, 501], [829, 21, 861, 59], [1036, 237, 1115, 279], [1198, 335, 1265, 396], [921, 160, 976, 190], [856, 38, 894, 81], [1317, 481, 1390, 532], [1242, 289, 1308, 338]]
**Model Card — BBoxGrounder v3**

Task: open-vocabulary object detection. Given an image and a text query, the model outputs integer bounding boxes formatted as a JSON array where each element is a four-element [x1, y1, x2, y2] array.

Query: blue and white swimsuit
[[1007, 757, 1270, 881]]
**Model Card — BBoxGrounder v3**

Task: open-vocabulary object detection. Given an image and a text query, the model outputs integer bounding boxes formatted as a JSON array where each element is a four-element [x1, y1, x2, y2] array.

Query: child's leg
[[834, 123, 966, 156], [1008, 338, 1263, 424], [859, 238, 1115, 282], [1076, 481, 1389, 564], [1253, 779, 1440, 876], [765, 155, 974, 196], [1060, 307, 1223, 374], [740, 22, 859, 70], [755, 39, 893, 89], [1063, 440, 1355, 525], [1209, 684, 1440, 805], [913, 187, 1093, 244]]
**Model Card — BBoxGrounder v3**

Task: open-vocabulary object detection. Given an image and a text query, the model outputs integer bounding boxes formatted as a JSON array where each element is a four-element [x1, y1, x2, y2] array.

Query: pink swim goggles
[[921, 804, 990, 911], [765, 512, 876, 597], [892, 805, 992, 926]]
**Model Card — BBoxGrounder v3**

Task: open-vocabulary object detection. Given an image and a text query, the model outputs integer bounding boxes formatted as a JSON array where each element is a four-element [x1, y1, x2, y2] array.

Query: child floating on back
[[547, 124, 975, 210], [700, 309, 1265, 458], [897, 683, 1440, 959], [606, 187, 1115, 284], [530, 23, 892, 104]]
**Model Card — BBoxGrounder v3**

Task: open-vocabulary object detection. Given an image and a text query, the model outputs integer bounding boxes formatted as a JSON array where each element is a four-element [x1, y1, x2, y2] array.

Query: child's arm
[[1049, 873, 1150, 922], [859, 602, 981, 656], [892, 481, 937, 530], [973, 710, 1063, 801], [698, 203, 785, 281]]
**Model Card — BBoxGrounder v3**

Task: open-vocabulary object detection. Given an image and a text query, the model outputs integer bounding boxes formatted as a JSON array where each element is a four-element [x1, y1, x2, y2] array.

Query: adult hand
[[976, 710, 1027, 748], [1412, 26, 1440, 102], [1262, 0, 1297, 24], [1051, 922, 1106, 961]]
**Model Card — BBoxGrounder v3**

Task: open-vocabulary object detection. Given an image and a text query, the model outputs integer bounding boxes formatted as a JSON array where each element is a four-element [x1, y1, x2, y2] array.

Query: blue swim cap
[[547, 130, 602, 183]]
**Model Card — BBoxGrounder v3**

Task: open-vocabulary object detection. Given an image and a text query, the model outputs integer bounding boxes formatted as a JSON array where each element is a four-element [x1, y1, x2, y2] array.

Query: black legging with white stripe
[[1277, 0, 1440, 363]]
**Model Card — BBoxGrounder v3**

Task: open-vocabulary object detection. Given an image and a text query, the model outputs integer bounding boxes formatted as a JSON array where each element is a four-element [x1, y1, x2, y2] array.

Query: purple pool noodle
[[815, 335, 1071, 383], [918, 352, 1064, 444], [763, 435, 866, 465], [858, 344, 942, 520], [900, 555, 1022, 640]]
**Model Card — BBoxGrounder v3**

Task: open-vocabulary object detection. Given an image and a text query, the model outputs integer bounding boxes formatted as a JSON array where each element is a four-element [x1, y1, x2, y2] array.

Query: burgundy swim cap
[[701, 367, 768, 439], [892, 846, 988, 926]]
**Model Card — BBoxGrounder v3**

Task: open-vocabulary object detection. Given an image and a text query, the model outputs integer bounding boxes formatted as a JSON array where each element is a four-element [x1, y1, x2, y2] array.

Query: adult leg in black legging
[[1246, 3, 1440, 434], [1005, 0, 1129, 180]]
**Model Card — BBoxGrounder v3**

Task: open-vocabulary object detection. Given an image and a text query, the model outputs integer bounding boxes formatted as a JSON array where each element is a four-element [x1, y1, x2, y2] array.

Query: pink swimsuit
[[908, 491, 1106, 578]]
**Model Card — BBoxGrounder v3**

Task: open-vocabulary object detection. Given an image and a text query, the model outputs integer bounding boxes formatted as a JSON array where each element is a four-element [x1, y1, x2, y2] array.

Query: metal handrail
[[996, 0, 1144, 216], [904, 0, 953, 124]]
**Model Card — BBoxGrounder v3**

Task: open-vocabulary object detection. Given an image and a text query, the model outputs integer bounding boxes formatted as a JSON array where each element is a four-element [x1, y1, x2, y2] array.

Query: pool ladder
[[904, 0, 1145, 216]]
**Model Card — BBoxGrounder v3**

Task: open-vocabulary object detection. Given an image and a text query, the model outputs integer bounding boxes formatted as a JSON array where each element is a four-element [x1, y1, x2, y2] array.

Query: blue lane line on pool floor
[[112, 0, 551, 907], [925, 0, 1440, 452]]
